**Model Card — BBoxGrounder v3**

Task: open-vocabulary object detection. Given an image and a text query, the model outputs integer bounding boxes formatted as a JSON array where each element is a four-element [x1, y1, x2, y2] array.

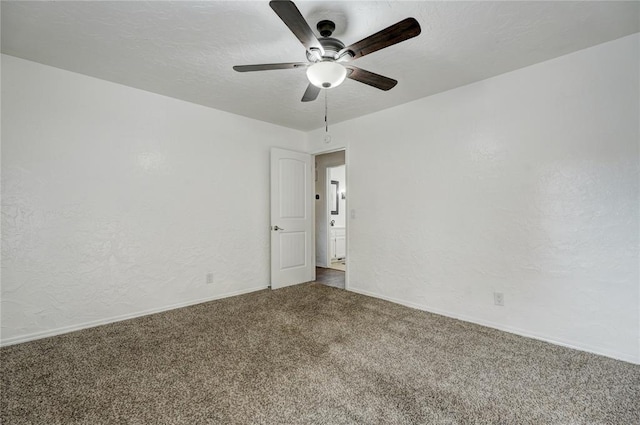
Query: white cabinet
[[330, 227, 346, 260]]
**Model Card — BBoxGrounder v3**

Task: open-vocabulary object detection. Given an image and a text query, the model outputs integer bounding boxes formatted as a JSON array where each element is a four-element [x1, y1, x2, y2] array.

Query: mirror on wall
[[330, 180, 339, 215]]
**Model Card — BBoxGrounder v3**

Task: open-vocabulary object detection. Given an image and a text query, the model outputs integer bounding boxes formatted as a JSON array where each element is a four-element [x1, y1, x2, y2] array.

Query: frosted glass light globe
[[306, 61, 347, 89]]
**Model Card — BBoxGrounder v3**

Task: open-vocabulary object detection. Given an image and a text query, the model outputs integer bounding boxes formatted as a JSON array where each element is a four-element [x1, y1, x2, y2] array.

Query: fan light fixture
[[306, 62, 347, 89]]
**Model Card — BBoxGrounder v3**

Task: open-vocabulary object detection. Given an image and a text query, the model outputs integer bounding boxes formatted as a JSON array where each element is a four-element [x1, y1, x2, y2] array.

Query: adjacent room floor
[[329, 259, 346, 272], [2, 283, 638, 424], [315, 266, 345, 289]]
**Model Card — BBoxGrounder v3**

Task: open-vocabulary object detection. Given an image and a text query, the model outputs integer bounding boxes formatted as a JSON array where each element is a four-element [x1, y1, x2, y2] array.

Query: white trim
[[348, 286, 640, 365], [309, 146, 347, 156], [344, 147, 349, 291], [0, 285, 269, 347]]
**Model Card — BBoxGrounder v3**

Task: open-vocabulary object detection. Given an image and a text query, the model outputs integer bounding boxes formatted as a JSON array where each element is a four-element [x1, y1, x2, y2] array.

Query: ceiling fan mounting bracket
[[317, 20, 335, 37]]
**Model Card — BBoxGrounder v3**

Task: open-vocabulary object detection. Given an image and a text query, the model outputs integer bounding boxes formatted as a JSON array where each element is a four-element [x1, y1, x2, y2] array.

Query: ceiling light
[[306, 62, 347, 89]]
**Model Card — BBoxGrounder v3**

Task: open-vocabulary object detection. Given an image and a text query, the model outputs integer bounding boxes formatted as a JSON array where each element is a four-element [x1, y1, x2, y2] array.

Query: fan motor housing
[[306, 36, 345, 61]]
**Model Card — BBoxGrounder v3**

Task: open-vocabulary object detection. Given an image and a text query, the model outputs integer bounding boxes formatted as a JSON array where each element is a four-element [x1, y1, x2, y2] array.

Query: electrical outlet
[[206, 273, 214, 285], [494, 292, 504, 306]]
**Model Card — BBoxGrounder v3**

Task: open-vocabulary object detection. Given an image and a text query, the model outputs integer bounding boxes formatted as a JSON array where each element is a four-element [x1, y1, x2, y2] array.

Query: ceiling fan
[[233, 0, 421, 102]]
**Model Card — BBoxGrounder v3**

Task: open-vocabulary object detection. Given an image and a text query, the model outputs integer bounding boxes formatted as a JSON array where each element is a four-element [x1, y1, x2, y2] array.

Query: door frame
[[313, 147, 349, 290]]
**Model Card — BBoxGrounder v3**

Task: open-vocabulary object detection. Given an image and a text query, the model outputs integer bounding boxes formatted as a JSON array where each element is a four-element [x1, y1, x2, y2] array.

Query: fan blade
[[270, 0, 324, 55], [301, 83, 321, 102], [233, 62, 309, 72], [346, 66, 397, 91], [339, 17, 421, 61]]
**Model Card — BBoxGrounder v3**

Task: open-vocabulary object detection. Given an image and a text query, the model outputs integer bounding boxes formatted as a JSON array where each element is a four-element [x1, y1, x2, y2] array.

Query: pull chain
[[324, 89, 328, 133]]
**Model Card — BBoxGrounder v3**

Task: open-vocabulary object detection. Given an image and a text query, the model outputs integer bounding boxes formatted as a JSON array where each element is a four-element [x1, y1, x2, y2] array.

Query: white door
[[270, 148, 314, 289]]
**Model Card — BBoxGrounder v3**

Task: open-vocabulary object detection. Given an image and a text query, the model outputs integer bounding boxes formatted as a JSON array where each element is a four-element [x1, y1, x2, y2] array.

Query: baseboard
[[0, 285, 269, 347], [348, 286, 639, 365]]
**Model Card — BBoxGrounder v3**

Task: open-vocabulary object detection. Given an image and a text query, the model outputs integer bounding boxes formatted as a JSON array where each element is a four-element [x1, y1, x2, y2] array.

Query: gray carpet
[[1, 283, 639, 424]]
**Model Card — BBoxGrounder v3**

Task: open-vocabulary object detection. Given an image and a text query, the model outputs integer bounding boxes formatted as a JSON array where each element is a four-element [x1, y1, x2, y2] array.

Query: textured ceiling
[[2, 1, 639, 131]]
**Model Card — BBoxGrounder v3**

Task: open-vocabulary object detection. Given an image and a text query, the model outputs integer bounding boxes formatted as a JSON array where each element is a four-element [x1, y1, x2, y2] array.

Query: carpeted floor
[[2, 283, 639, 424]]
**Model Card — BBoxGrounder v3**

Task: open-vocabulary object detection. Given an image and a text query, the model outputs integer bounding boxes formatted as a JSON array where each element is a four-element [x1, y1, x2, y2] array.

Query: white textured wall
[[1, 55, 305, 344], [308, 34, 640, 363], [314, 150, 345, 267]]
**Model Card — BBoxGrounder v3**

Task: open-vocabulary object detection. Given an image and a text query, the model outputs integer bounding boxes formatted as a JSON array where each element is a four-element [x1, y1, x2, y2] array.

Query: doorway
[[314, 150, 346, 289], [326, 164, 346, 271]]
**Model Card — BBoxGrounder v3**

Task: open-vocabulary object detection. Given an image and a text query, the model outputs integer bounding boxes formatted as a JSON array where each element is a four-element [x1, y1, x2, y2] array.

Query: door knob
[[272, 225, 285, 231]]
